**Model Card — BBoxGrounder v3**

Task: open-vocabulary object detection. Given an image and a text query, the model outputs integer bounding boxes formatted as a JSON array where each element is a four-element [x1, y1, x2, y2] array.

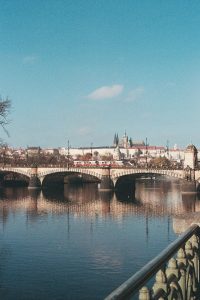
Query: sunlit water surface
[[0, 179, 199, 299]]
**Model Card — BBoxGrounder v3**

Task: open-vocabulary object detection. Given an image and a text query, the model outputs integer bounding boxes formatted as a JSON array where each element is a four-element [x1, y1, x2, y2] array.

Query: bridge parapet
[[0, 167, 31, 178], [111, 168, 184, 181], [37, 167, 103, 180]]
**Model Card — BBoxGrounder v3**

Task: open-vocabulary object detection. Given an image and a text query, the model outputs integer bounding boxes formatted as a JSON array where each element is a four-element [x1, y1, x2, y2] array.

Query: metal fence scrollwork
[[105, 224, 200, 300]]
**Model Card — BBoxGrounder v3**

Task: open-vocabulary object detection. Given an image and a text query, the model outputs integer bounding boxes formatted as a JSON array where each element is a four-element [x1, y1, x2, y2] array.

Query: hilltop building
[[26, 147, 41, 157], [5, 133, 194, 166], [113, 132, 144, 148]]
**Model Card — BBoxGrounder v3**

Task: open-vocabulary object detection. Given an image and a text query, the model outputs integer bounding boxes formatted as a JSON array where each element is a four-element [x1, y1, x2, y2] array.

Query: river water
[[0, 178, 199, 299]]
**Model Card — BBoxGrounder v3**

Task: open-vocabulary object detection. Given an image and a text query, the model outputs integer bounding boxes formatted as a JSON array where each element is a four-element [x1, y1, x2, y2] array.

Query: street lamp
[[67, 140, 70, 170], [90, 142, 93, 159], [166, 140, 169, 158], [145, 137, 148, 168]]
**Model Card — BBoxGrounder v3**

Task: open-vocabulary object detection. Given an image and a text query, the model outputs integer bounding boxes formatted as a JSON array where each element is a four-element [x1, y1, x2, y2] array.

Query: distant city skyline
[[1, 1, 200, 148]]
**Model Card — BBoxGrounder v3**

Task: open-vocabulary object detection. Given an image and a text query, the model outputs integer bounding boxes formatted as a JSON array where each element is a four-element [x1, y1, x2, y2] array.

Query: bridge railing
[[105, 224, 200, 300], [0, 164, 184, 170]]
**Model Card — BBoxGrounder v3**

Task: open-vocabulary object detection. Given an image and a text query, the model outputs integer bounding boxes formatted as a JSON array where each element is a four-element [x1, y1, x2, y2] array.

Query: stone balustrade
[[105, 224, 200, 300]]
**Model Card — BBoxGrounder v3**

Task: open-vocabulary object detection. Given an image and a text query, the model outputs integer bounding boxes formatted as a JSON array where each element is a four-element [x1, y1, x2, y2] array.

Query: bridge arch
[[38, 168, 102, 180], [39, 169, 101, 187], [112, 169, 184, 183], [0, 169, 30, 187], [112, 169, 184, 192], [0, 167, 31, 178]]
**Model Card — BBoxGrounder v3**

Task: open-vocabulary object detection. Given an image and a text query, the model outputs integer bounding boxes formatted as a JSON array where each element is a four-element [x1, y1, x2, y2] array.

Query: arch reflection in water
[[0, 179, 197, 226]]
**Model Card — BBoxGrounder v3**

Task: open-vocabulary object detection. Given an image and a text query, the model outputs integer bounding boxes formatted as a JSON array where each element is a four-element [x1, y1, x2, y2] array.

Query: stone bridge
[[0, 165, 199, 193]]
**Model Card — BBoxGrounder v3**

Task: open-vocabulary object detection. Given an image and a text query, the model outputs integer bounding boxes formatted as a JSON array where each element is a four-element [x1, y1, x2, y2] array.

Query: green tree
[[129, 137, 133, 147]]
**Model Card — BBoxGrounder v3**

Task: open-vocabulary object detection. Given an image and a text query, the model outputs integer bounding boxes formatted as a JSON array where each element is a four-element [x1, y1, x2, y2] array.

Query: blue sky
[[0, 0, 200, 148]]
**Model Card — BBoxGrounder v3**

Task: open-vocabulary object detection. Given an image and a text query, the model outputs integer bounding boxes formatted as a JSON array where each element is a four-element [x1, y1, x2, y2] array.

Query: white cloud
[[87, 84, 124, 100], [22, 55, 38, 64], [125, 86, 144, 102]]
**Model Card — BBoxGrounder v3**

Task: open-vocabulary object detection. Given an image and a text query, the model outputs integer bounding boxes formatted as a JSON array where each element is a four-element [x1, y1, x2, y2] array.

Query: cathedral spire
[[113, 133, 117, 146], [113, 133, 119, 146]]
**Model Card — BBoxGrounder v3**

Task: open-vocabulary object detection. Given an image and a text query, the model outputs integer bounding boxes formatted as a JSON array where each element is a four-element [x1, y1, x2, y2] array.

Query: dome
[[185, 144, 198, 152]]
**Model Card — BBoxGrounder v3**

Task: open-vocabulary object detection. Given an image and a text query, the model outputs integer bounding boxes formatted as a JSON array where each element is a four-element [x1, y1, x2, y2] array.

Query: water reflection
[[0, 179, 199, 229], [173, 193, 200, 234], [0, 179, 199, 299]]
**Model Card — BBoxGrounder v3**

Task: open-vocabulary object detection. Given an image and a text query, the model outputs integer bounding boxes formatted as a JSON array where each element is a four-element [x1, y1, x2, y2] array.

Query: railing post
[[179, 269, 186, 300], [166, 257, 179, 278], [177, 248, 187, 300], [190, 234, 200, 283], [139, 286, 150, 300], [185, 239, 199, 298], [152, 269, 168, 297], [186, 271, 192, 300], [166, 258, 180, 298]]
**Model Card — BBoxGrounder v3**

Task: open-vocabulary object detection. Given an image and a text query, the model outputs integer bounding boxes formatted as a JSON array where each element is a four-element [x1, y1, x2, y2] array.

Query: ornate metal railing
[[105, 224, 200, 300]]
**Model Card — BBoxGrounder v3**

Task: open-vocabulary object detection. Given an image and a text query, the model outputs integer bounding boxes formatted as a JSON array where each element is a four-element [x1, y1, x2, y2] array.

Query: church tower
[[184, 144, 198, 169]]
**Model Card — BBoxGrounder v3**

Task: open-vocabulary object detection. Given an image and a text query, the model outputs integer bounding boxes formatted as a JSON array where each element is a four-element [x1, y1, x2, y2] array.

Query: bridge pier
[[0, 174, 4, 188], [28, 166, 41, 189], [28, 176, 41, 189], [99, 167, 114, 191], [181, 180, 197, 194]]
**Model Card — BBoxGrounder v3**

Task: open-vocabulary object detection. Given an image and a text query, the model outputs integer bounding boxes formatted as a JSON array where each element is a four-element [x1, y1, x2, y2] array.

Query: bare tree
[[0, 96, 11, 136]]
